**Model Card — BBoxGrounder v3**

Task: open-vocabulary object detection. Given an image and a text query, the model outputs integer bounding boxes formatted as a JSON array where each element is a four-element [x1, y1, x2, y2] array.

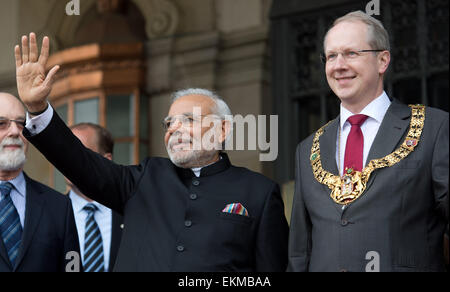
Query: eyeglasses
[[162, 114, 219, 131], [0, 118, 26, 131], [320, 49, 385, 64]]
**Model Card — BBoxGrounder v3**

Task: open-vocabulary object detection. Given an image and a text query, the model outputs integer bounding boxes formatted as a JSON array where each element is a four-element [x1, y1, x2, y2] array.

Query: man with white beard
[[0, 135, 26, 172], [14, 33, 289, 271], [0, 93, 80, 272]]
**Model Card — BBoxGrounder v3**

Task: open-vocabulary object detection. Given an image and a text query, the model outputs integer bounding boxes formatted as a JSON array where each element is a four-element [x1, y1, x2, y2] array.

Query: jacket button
[[185, 220, 192, 227], [341, 219, 349, 226], [176, 245, 185, 252], [192, 180, 200, 186], [190, 194, 197, 200]]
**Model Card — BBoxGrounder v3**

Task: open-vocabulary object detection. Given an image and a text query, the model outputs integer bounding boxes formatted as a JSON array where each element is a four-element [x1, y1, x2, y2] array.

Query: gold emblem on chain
[[310, 105, 425, 205]]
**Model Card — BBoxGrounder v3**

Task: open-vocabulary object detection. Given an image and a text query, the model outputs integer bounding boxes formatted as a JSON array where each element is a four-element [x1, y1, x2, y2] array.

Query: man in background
[[67, 123, 123, 272]]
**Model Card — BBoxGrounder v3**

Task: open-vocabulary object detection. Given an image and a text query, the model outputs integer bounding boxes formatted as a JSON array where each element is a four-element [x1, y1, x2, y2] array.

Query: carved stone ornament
[[133, 0, 179, 39]]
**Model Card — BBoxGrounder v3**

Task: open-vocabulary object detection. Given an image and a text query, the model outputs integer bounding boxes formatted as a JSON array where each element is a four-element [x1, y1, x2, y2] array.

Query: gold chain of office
[[310, 105, 425, 205]]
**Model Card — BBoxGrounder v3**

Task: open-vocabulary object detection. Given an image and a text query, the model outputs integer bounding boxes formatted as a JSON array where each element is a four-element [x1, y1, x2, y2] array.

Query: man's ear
[[378, 50, 391, 75], [219, 119, 232, 145], [103, 153, 113, 161]]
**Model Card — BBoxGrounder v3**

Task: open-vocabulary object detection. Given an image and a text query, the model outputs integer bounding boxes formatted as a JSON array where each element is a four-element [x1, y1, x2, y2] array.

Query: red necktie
[[344, 114, 369, 172]]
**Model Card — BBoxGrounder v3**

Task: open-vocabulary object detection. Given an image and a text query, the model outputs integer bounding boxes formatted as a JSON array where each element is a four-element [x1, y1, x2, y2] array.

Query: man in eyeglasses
[[288, 11, 448, 272], [13, 33, 289, 272], [0, 93, 80, 272]]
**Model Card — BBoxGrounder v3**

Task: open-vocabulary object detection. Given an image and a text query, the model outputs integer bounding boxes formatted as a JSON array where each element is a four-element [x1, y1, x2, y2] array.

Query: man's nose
[[8, 121, 22, 137], [333, 53, 348, 69]]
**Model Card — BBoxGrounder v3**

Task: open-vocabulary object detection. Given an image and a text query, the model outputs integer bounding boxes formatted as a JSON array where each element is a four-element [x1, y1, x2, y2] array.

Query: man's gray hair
[[171, 88, 233, 148], [172, 88, 232, 119], [324, 10, 390, 52]]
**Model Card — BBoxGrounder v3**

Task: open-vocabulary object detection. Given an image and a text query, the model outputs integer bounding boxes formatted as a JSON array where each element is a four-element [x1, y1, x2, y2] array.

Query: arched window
[[49, 43, 148, 192], [45, 0, 149, 193]]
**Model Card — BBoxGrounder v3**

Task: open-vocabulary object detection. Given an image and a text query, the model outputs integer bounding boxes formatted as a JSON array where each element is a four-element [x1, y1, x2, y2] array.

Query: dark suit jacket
[[0, 174, 80, 272], [288, 99, 449, 272], [68, 192, 123, 272], [24, 112, 289, 272], [109, 211, 123, 272]]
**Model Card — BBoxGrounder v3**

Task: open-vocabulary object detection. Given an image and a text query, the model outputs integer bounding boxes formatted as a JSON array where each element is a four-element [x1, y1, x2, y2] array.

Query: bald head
[[0, 93, 26, 118], [0, 92, 18, 100]]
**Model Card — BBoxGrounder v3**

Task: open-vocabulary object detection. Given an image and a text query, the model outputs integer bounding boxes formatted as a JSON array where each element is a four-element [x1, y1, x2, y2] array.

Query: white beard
[[0, 138, 27, 171], [168, 148, 218, 168], [166, 131, 219, 168]]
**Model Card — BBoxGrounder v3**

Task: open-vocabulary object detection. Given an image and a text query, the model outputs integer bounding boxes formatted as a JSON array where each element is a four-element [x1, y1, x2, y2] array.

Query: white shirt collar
[[0, 171, 26, 198], [190, 155, 223, 177], [340, 91, 391, 129], [69, 189, 107, 214]]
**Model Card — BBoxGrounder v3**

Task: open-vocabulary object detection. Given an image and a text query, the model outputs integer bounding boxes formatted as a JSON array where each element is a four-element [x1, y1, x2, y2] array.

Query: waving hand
[[15, 33, 59, 114]]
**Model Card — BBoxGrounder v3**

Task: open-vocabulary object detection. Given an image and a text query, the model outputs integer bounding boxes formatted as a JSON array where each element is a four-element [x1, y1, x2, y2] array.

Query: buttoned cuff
[[25, 102, 54, 135]]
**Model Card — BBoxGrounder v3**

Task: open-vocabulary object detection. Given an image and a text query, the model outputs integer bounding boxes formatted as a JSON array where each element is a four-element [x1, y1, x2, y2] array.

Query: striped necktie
[[83, 203, 104, 272], [0, 182, 23, 267]]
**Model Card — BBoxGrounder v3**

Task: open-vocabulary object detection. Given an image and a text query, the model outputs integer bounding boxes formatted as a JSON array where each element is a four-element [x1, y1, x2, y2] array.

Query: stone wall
[[0, 0, 275, 184]]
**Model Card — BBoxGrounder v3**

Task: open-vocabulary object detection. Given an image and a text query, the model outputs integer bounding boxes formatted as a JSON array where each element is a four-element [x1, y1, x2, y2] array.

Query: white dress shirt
[[25, 103, 54, 136], [191, 167, 202, 177], [69, 190, 112, 271], [0, 172, 27, 228], [336, 91, 392, 176]]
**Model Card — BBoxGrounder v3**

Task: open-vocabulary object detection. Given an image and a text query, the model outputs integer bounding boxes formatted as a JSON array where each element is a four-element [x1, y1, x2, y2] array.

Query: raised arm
[[15, 33, 142, 214], [15, 33, 59, 114]]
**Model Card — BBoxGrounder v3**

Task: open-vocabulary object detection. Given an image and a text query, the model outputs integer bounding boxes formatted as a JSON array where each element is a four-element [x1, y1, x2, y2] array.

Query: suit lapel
[[319, 118, 339, 175], [0, 232, 11, 269], [14, 175, 45, 271], [109, 211, 123, 272], [318, 118, 343, 213], [366, 100, 411, 163], [363, 100, 411, 191]]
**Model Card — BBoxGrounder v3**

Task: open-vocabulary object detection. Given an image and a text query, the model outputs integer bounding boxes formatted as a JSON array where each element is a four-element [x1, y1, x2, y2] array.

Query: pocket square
[[222, 203, 249, 217]]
